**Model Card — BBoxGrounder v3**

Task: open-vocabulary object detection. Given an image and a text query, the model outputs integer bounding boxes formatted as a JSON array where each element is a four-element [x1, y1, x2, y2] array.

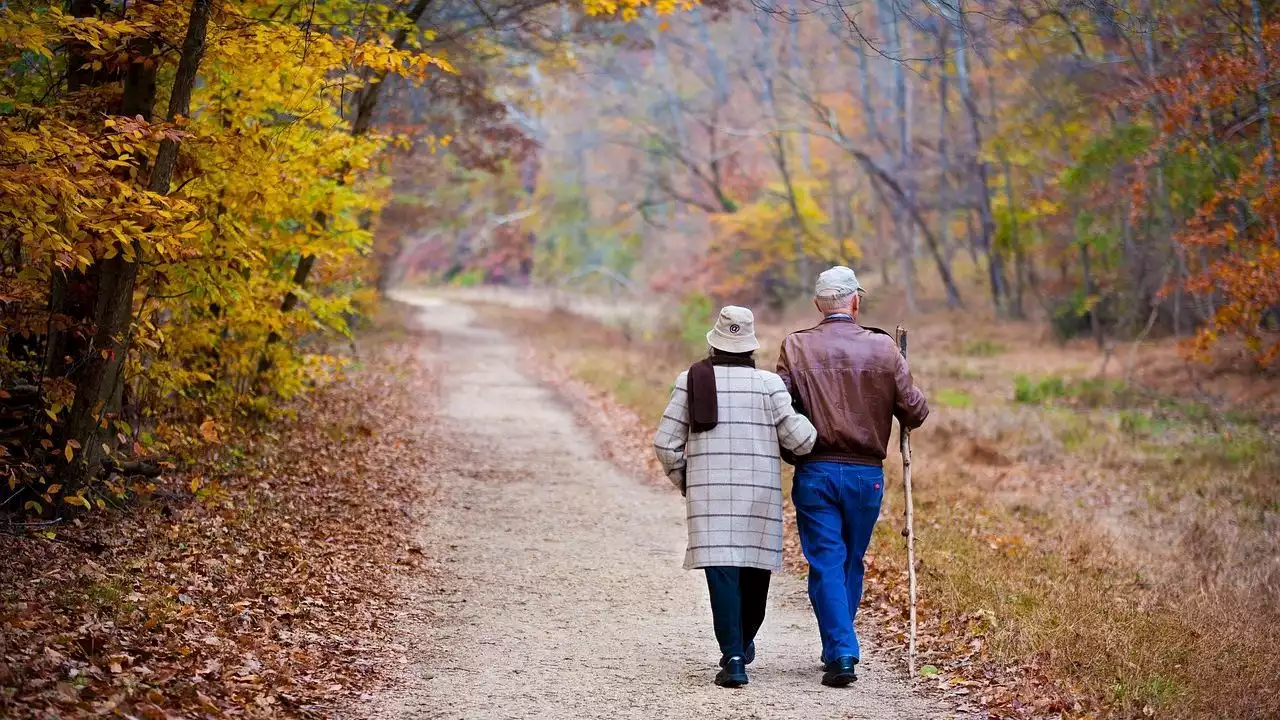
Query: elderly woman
[[653, 305, 817, 688]]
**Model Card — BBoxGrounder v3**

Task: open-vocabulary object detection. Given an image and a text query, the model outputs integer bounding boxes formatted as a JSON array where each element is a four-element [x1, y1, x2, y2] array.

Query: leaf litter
[[0, 334, 441, 718]]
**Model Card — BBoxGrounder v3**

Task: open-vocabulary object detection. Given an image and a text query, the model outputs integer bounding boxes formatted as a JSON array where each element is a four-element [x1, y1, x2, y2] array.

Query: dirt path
[[359, 294, 958, 720]]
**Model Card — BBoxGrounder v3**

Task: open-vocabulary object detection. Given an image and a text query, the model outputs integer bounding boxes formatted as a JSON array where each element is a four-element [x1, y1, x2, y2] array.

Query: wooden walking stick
[[895, 324, 918, 678]]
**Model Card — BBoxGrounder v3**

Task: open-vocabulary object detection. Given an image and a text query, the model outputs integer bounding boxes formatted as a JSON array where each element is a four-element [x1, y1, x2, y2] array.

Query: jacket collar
[[820, 313, 857, 325]]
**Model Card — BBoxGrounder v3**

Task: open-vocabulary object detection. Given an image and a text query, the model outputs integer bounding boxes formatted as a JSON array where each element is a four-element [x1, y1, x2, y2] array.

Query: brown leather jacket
[[776, 317, 929, 466]]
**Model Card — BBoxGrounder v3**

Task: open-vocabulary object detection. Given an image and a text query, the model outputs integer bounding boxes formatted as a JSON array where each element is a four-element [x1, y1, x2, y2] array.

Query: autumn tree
[[0, 0, 452, 509]]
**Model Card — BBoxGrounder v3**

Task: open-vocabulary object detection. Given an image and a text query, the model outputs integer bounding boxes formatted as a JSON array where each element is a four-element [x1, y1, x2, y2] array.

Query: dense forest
[[0, 0, 660, 512], [398, 0, 1277, 366], [2, 0, 1275, 515]]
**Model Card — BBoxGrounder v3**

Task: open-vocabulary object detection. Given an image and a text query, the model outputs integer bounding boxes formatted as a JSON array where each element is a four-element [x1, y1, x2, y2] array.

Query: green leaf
[[920, 665, 940, 677]]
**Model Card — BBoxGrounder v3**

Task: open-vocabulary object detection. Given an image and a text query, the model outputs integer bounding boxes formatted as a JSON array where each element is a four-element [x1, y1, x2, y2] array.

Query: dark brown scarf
[[688, 353, 756, 433]]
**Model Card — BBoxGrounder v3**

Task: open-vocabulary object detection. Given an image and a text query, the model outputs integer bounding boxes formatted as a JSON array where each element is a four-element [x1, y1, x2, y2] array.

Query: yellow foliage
[[706, 180, 860, 306], [583, 0, 699, 19], [0, 0, 452, 446]]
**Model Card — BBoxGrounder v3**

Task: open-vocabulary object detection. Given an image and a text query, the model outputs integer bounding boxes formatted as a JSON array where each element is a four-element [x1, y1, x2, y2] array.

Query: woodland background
[[396, 0, 1278, 371], [1, 0, 1277, 717]]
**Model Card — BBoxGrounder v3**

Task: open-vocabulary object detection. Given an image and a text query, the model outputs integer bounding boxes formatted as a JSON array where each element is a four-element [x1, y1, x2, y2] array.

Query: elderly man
[[776, 266, 929, 687]]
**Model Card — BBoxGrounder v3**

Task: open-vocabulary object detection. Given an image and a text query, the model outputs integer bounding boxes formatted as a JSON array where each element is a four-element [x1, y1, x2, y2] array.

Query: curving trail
[[357, 293, 959, 720]]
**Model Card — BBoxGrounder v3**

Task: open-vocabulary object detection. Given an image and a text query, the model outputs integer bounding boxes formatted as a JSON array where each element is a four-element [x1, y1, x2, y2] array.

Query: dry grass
[[898, 350, 1279, 718], [476, 294, 1279, 720], [874, 478, 1280, 719]]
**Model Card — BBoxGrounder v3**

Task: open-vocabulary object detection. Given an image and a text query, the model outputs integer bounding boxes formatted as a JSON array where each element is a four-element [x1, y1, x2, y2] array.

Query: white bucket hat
[[706, 305, 760, 353], [815, 265, 865, 298]]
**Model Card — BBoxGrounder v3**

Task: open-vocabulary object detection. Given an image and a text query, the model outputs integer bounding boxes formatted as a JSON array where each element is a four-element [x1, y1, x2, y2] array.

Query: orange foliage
[[1144, 16, 1280, 366]]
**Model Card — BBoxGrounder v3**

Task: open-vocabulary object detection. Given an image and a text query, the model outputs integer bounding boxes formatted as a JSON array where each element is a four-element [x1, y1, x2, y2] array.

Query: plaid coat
[[653, 365, 817, 571]]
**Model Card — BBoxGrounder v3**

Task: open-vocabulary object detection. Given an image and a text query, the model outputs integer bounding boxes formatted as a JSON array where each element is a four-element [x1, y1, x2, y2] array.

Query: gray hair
[[815, 290, 857, 315]]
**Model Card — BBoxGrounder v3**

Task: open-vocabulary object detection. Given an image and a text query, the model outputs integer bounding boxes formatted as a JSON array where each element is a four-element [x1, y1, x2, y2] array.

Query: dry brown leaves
[[855, 557, 1087, 720], [0, 336, 440, 718]]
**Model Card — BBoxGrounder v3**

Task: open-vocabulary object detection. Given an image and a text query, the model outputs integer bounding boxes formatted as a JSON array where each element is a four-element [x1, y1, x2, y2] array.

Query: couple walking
[[653, 266, 930, 689]]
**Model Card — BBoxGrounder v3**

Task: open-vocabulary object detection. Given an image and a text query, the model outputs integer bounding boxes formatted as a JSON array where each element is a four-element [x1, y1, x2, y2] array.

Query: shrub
[[676, 292, 715, 354], [959, 339, 1006, 357], [1014, 375, 1067, 403], [1014, 374, 1128, 407], [449, 268, 486, 287], [935, 388, 975, 409]]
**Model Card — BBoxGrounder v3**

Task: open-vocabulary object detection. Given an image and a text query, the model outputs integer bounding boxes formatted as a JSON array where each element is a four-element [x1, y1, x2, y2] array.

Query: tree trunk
[[937, 24, 955, 268], [61, 0, 213, 481], [754, 11, 811, 292], [1001, 156, 1025, 318], [943, 0, 1005, 314], [965, 210, 980, 266], [46, 0, 126, 383], [67, 0, 109, 92], [1252, 0, 1275, 180], [119, 38, 158, 119], [281, 0, 436, 305], [787, 0, 812, 173], [692, 5, 738, 214], [1080, 241, 1105, 350], [1251, 0, 1277, 252], [981, 43, 1022, 319], [351, 0, 436, 137], [843, 146, 963, 307], [878, 0, 917, 313]]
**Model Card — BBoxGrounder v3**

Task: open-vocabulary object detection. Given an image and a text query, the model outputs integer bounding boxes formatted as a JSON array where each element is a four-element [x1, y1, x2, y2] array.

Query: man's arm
[[653, 373, 691, 493], [775, 338, 794, 393], [775, 336, 806, 414], [894, 352, 930, 430], [775, 339, 809, 466]]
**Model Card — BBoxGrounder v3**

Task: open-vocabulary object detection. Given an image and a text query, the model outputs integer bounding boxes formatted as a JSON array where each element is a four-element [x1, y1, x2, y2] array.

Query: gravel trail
[[361, 293, 957, 720]]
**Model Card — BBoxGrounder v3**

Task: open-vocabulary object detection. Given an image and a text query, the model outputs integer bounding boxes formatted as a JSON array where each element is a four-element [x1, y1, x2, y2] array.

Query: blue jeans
[[792, 461, 884, 663]]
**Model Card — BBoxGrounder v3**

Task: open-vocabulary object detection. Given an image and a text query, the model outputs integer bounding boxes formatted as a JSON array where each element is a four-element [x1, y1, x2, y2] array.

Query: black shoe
[[821, 655, 858, 687], [720, 642, 756, 667], [715, 656, 749, 688]]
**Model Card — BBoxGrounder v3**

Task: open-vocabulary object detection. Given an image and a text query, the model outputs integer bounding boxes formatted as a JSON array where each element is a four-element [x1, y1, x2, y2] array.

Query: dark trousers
[[704, 566, 772, 662]]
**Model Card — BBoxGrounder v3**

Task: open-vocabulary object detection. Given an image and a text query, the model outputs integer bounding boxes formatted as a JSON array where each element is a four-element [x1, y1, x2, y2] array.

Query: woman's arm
[[765, 373, 817, 456], [653, 372, 691, 492]]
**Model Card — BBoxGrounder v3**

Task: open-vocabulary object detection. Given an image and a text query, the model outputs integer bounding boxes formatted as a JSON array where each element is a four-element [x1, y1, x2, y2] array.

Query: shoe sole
[[715, 677, 749, 688]]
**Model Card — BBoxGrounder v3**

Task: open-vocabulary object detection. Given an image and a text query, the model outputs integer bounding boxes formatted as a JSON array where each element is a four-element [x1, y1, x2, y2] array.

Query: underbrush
[[496, 300, 1279, 720], [1010, 372, 1279, 521], [957, 338, 1007, 357], [934, 388, 975, 409], [0, 309, 438, 719], [869, 481, 1280, 719]]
